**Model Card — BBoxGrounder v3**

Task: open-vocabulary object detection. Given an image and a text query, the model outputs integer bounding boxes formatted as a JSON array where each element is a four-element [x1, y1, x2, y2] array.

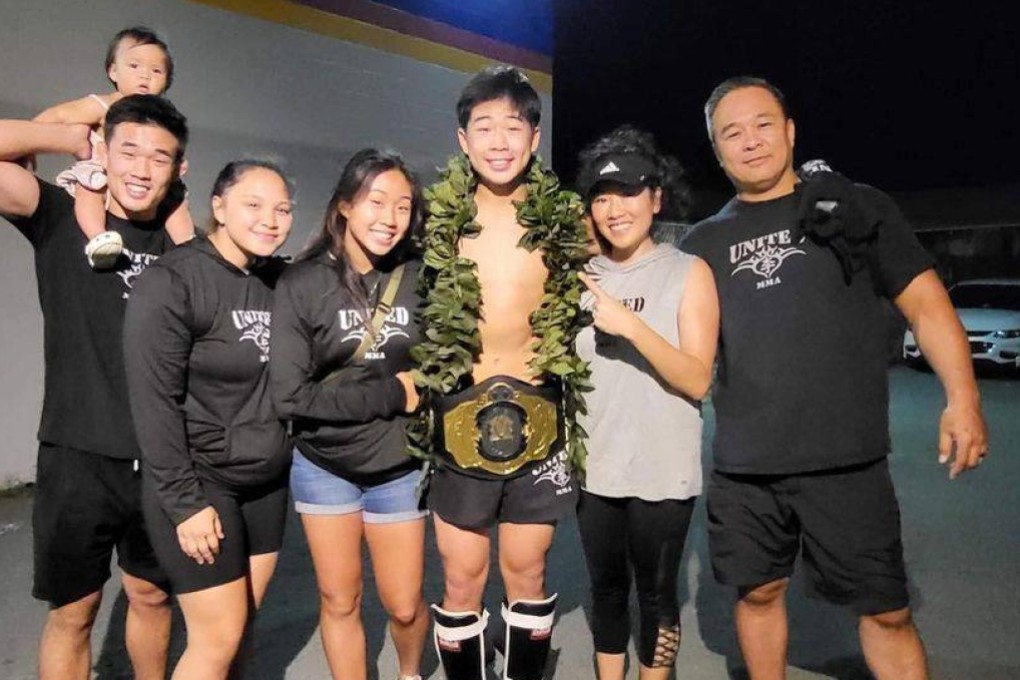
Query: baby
[[34, 26, 193, 268]]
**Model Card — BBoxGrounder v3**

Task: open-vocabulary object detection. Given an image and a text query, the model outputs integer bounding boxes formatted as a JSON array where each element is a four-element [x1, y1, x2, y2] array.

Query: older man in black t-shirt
[[0, 96, 188, 680], [683, 77, 987, 680]]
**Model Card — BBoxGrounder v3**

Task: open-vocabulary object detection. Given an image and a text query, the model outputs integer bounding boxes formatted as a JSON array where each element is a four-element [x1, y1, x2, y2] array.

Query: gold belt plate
[[442, 381, 559, 476]]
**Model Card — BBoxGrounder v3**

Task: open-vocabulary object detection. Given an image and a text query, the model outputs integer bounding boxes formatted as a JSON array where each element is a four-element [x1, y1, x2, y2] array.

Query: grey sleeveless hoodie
[[577, 243, 702, 501]]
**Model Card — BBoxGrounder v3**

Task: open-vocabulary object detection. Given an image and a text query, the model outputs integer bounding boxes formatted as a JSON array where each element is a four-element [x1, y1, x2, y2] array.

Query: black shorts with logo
[[33, 443, 169, 607], [707, 457, 909, 616], [427, 450, 578, 529]]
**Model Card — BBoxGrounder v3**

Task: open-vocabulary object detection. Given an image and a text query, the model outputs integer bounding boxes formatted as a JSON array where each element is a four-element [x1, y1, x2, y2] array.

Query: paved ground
[[1, 367, 1018, 679]]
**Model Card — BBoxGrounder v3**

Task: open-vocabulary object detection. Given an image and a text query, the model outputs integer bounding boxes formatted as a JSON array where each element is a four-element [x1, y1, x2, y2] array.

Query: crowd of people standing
[[0, 23, 988, 680]]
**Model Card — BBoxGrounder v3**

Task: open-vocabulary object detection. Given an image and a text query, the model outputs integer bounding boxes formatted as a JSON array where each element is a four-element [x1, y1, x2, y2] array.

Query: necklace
[[408, 155, 593, 472]]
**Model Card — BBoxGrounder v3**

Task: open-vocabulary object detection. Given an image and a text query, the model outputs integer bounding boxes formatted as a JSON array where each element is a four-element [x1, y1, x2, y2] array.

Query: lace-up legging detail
[[577, 490, 695, 668]]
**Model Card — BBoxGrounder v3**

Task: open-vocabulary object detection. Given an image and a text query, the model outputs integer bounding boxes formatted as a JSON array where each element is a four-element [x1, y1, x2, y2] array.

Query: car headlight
[[991, 329, 1020, 339]]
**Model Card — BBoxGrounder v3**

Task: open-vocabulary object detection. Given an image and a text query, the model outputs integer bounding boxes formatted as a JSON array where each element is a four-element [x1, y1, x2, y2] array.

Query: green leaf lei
[[408, 154, 593, 472]]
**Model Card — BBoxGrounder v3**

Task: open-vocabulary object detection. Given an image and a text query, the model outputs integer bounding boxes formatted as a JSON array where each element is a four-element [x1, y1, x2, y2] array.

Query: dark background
[[552, 0, 1020, 223]]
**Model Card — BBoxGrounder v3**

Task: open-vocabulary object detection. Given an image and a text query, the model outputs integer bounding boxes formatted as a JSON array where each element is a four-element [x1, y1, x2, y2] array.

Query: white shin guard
[[501, 593, 557, 680], [432, 605, 489, 680]]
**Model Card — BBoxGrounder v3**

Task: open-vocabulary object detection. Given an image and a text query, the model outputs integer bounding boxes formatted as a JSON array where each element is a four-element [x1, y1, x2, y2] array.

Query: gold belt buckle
[[442, 381, 558, 476]]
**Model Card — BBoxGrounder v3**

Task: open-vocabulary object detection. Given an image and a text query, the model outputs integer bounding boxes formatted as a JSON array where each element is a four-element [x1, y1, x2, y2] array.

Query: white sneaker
[[56, 160, 107, 194], [85, 231, 124, 270]]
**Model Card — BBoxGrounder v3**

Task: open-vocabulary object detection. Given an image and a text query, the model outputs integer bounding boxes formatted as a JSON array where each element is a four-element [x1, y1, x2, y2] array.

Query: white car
[[904, 278, 1020, 369]]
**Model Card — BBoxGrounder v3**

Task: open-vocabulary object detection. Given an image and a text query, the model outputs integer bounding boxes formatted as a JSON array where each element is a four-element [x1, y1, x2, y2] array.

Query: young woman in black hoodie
[[270, 149, 426, 680], [125, 159, 294, 679]]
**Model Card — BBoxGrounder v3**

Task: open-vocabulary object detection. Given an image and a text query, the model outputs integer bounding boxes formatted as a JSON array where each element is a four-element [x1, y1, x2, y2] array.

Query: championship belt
[[433, 375, 563, 479]]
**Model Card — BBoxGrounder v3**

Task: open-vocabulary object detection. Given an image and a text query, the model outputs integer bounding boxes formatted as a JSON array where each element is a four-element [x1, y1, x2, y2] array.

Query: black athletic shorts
[[32, 443, 168, 607], [708, 457, 909, 616], [143, 474, 288, 594], [427, 451, 578, 529]]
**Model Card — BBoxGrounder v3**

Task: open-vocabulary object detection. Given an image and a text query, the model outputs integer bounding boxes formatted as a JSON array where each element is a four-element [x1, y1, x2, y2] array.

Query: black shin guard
[[501, 594, 557, 680], [432, 605, 488, 680]]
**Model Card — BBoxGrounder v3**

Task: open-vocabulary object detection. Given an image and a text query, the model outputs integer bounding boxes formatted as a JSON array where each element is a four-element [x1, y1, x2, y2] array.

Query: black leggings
[[577, 490, 696, 667]]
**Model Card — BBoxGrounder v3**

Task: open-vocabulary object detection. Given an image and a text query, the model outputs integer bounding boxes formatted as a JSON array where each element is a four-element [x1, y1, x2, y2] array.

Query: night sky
[[553, 0, 1020, 219]]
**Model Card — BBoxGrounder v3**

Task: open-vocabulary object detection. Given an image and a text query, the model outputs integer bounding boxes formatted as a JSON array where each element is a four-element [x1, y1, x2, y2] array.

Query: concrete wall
[[0, 0, 552, 486]]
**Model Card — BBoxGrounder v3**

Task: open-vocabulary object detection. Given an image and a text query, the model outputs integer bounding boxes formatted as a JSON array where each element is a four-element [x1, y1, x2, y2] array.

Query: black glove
[[796, 160, 880, 284]]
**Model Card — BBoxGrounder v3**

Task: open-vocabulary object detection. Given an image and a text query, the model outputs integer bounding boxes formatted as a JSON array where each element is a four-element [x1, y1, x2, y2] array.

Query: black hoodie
[[124, 237, 289, 525], [270, 254, 422, 484]]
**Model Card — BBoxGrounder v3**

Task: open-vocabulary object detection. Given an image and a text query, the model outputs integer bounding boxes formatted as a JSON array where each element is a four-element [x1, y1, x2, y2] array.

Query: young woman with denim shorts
[[270, 149, 427, 680]]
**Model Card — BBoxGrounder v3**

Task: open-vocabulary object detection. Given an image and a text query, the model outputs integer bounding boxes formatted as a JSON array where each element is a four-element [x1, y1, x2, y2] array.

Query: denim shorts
[[290, 450, 426, 524]]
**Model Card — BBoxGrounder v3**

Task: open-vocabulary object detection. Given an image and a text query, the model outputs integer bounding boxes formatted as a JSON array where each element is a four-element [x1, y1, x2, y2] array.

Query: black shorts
[[32, 443, 168, 607], [427, 451, 578, 530], [708, 457, 909, 616], [143, 475, 288, 594]]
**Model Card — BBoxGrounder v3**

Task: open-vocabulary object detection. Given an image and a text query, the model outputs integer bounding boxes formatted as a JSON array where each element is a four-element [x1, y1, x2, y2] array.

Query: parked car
[[904, 278, 1020, 370]]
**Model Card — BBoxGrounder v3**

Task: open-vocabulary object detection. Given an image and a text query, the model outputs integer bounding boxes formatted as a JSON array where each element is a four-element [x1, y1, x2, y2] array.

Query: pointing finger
[[578, 271, 606, 299]]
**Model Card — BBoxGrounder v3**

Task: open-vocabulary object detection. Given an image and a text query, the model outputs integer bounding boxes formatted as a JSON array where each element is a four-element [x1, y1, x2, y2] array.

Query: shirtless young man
[[417, 66, 589, 680]]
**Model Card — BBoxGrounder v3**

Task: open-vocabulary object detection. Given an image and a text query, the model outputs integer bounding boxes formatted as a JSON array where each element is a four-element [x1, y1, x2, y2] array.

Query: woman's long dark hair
[[298, 148, 424, 315]]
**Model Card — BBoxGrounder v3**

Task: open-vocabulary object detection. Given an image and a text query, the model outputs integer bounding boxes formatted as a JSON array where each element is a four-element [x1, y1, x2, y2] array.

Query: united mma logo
[[337, 306, 411, 360], [116, 249, 160, 299], [232, 310, 272, 362], [532, 451, 573, 496], [728, 228, 806, 290]]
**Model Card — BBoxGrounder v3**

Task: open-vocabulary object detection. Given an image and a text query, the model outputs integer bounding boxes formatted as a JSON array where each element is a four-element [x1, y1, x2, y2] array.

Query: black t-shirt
[[124, 238, 290, 524], [270, 254, 423, 484], [682, 184, 932, 474], [10, 178, 170, 460]]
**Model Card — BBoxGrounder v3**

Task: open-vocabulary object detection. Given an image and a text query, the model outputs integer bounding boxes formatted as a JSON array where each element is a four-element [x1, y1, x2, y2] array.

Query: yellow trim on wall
[[187, 0, 553, 93]]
